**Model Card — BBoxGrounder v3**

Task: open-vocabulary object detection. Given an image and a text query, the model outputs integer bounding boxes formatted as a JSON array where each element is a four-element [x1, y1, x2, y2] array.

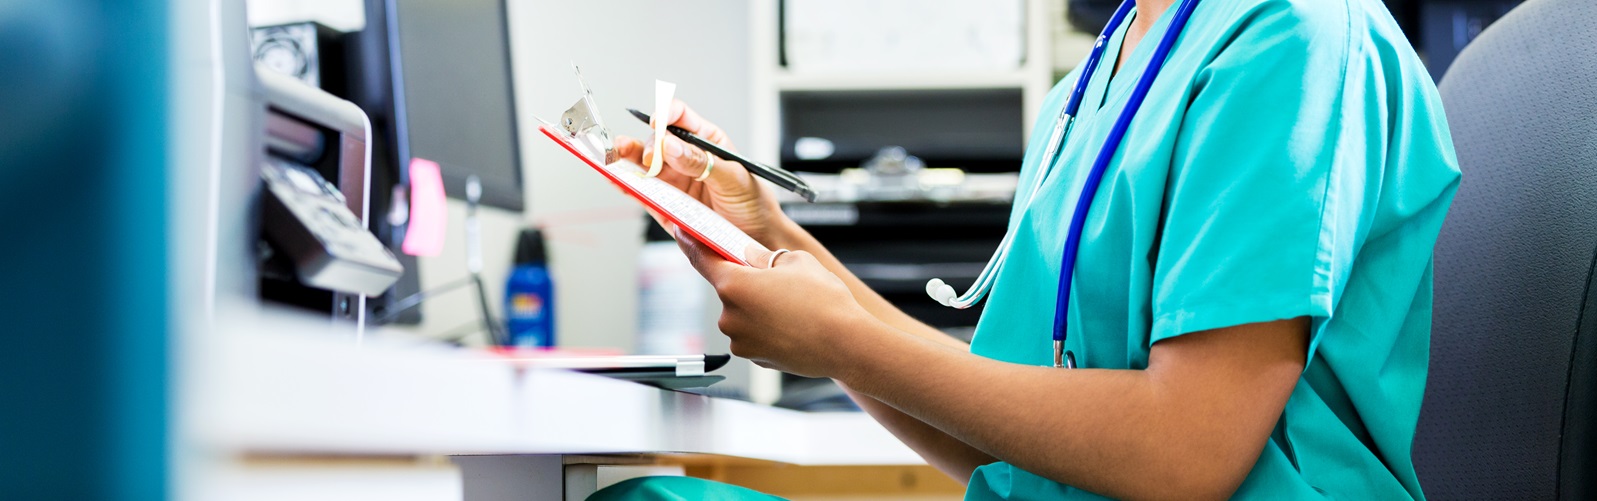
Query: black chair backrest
[[1416, 0, 1597, 498]]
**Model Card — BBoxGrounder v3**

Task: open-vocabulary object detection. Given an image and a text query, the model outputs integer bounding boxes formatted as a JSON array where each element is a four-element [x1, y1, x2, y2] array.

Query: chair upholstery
[[1415, 0, 1597, 498]]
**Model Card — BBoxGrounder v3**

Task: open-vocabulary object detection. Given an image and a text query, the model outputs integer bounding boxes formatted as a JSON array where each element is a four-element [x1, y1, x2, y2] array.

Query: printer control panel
[[261, 158, 402, 297]]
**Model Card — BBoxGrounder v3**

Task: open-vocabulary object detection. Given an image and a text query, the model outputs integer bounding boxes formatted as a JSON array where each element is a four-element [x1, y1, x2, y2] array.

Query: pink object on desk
[[402, 157, 447, 257]]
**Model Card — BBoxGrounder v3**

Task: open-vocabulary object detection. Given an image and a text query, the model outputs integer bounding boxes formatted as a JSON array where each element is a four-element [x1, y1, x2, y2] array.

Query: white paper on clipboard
[[538, 124, 768, 266], [604, 160, 768, 264]]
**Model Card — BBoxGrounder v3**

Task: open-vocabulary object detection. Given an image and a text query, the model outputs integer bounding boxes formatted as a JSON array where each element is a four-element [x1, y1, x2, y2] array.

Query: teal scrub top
[[964, 0, 1460, 499]]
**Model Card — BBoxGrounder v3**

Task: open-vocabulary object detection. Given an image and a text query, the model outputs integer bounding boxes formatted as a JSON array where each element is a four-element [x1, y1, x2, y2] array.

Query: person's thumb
[[744, 245, 775, 269], [613, 135, 644, 165], [676, 228, 736, 284]]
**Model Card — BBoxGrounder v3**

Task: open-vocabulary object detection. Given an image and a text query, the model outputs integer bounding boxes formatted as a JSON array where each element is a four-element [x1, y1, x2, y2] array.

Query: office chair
[[1414, 0, 1597, 498]]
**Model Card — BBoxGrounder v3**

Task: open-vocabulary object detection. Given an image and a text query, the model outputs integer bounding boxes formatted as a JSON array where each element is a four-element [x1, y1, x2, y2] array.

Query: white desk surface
[[183, 325, 922, 466]]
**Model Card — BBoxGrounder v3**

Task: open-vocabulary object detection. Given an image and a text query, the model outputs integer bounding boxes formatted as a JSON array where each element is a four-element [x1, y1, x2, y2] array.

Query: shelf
[[783, 200, 1013, 229], [773, 69, 1037, 92]]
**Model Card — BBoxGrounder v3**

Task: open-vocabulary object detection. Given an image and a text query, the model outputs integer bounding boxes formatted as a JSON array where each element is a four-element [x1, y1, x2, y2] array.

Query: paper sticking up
[[647, 79, 677, 177], [401, 157, 448, 257]]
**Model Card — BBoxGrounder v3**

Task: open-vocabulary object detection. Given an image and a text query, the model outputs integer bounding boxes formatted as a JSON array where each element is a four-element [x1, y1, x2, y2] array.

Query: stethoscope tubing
[[1052, 0, 1205, 354], [924, 0, 1204, 368], [1061, 1, 1137, 121], [926, 0, 1136, 312]]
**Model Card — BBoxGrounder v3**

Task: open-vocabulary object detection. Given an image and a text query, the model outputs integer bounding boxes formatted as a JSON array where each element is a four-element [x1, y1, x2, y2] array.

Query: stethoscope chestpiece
[[1053, 340, 1076, 369]]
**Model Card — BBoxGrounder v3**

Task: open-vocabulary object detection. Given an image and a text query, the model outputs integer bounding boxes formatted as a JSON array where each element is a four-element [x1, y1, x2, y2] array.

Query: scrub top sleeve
[[1148, 5, 1356, 345]]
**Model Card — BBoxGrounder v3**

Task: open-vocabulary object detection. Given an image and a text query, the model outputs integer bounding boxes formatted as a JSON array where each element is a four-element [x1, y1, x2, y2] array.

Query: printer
[[254, 66, 403, 324]]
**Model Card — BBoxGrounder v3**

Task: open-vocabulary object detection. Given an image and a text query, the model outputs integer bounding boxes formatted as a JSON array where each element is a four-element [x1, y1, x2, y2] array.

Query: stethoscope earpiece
[[926, 278, 959, 307]]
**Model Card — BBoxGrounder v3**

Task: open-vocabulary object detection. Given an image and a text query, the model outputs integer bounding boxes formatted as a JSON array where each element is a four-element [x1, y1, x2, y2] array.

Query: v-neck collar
[[1102, 12, 1137, 98], [1085, 11, 1132, 112], [1088, 6, 1178, 112]]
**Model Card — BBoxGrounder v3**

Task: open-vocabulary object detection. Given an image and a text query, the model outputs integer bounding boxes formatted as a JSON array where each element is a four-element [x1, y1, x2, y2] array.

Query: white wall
[[505, 0, 753, 351], [246, 0, 752, 352], [247, 0, 364, 31]]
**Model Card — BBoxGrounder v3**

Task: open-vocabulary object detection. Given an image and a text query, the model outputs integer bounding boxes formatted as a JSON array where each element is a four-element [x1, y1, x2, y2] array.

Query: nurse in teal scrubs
[[597, 0, 1460, 498]]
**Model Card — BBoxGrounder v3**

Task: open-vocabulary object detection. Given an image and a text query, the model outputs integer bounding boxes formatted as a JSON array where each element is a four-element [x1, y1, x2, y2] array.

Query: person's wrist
[[816, 306, 893, 382], [767, 215, 811, 251]]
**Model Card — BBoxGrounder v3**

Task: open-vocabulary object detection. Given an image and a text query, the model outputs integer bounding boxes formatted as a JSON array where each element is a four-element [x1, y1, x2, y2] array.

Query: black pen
[[628, 108, 817, 202]]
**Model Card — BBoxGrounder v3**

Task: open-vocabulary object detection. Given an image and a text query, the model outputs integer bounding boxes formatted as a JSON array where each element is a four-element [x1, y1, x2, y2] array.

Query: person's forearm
[[837, 382, 998, 483], [768, 218, 998, 479], [770, 218, 962, 347], [828, 319, 1290, 501]]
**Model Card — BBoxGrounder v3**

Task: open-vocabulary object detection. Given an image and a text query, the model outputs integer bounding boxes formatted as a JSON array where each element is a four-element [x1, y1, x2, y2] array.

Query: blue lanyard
[[1048, 0, 1203, 368]]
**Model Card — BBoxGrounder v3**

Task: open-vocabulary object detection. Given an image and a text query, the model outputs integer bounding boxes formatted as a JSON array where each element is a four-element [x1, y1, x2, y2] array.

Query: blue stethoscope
[[926, 0, 1203, 368]]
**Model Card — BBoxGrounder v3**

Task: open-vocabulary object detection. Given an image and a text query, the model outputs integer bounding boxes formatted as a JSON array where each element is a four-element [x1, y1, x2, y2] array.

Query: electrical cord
[[369, 276, 475, 324], [371, 175, 507, 347]]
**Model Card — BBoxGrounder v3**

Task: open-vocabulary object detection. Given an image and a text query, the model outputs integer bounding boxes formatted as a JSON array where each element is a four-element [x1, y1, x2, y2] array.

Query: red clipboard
[[538, 124, 766, 266]]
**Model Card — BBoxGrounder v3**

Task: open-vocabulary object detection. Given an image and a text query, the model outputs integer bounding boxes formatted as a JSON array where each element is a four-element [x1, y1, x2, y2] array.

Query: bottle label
[[509, 292, 545, 319]]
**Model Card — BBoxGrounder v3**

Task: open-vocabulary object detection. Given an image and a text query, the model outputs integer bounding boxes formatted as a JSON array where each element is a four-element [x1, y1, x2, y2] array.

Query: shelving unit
[[771, 69, 1036, 92], [746, 0, 1097, 166], [742, 1, 1098, 406]]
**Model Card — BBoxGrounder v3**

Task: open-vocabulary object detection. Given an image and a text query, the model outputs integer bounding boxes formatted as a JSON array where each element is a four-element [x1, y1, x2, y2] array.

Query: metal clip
[[558, 64, 616, 164]]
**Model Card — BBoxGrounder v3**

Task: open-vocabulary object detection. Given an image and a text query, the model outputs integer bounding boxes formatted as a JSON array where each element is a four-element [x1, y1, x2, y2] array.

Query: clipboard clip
[[552, 64, 617, 165]]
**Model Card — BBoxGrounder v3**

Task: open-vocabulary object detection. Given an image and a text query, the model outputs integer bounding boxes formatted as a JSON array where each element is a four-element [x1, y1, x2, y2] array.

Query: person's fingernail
[[666, 140, 683, 158]]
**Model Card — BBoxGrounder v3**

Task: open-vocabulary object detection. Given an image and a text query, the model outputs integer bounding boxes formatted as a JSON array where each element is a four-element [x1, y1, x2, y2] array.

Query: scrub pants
[[587, 476, 787, 500]]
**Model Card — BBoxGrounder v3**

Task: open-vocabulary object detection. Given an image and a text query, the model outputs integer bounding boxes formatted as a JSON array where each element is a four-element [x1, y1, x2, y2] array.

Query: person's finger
[[652, 102, 757, 190], [666, 99, 736, 150], [613, 135, 644, 165], [653, 134, 756, 191], [653, 162, 695, 188], [643, 207, 675, 235], [676, 228, 738, 286], [744, 245, 776, 270], [640, 134, 704, 189], [658, 135, 710, 179], [635, 136, 711, 203], [656, 135, 692, 174], [639, 131, 661, 168], [642, 134, 695, 175]]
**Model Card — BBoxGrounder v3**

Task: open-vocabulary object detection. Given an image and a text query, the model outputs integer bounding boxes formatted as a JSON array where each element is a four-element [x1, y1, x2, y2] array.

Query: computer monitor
[[342, 0, 525, 324], [389, 0, 526, 211]]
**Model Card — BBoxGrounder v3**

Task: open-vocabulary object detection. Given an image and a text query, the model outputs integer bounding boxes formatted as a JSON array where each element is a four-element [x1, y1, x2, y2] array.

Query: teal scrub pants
[[587, 476, 785, 501]]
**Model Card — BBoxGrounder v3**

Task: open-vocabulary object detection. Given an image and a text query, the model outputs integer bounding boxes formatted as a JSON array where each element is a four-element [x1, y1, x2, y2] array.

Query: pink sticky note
[[402, 158, 447, 257]]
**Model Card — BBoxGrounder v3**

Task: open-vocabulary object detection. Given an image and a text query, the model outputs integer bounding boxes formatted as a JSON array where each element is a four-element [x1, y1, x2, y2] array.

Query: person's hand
[[676, 229, 877, 378], [613, 100, 793, 248]]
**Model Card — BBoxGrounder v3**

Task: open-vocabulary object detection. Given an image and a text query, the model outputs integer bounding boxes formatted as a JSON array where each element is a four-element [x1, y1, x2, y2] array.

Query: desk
[[180, 326, 952, 500]]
